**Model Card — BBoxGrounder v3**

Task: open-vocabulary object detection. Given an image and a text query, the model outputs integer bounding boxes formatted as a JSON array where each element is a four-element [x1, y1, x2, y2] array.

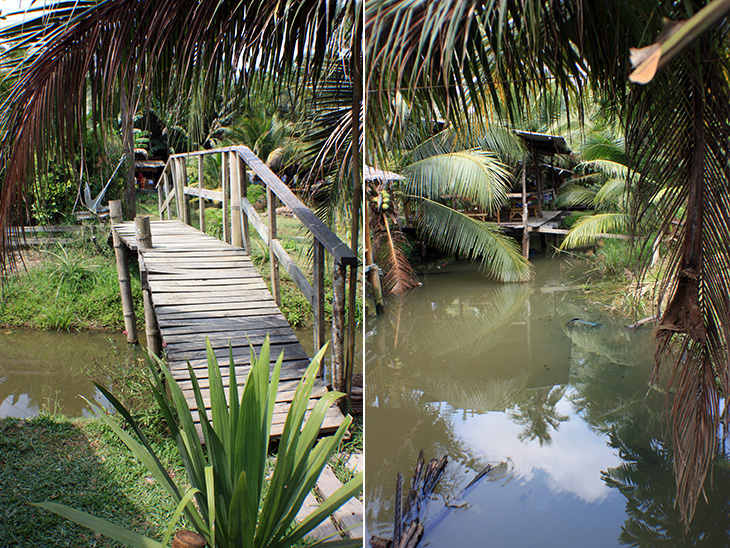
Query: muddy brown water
[[365, 257, 730, 547], [0, 329, 143, 418]]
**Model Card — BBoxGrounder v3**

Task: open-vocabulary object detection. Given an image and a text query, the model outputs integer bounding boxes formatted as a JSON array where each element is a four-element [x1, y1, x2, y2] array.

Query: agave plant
[[35, 336, 362, 547]]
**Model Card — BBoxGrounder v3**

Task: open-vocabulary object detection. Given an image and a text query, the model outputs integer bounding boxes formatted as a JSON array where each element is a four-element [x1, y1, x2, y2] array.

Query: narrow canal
[[365, 256, 730, 547]]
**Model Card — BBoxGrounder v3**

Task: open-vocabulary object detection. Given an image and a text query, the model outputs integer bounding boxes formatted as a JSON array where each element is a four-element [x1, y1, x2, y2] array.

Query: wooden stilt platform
[[113, 219, 345, 438]]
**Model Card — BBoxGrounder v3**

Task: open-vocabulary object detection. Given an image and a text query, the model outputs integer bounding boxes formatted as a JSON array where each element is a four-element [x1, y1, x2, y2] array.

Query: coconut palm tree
[[366, 0, 730, 525]]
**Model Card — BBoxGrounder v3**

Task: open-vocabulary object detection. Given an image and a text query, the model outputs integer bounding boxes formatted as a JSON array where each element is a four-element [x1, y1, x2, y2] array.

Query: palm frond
[[578, 159, 629, 179], [404, 150, 511, 214], [554, 184, 598, 209], [560, 213, 630, 249], [415, 198, 532, 282]]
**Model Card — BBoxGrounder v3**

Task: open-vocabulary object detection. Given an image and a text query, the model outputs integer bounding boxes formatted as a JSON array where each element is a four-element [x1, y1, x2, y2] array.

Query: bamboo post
[[198, 155, 206, 233], [230, 151, 243, 248], [240, 155, 251, 255], [267, 185, 281, 306], [157, 177, 163, 216], [135, 216, 162, 358], [171, 531, 206, 548], [163, 169, 172, 220], [521, 154, 530, 259], [172, 159, 182, 220], [222, 151, 231, 243], [313, 240, 326, 364], [331, 259, 346, 391], [180, 158, 190, 225], [110, 200, 137, 344]]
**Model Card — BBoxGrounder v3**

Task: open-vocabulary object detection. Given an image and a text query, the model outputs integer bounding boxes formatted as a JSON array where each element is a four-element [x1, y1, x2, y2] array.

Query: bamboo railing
[[156, 146, 359, 395]]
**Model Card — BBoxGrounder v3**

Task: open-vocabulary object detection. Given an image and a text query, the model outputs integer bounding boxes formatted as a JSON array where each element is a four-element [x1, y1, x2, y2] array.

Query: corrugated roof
[[514, 130, 572, 155]]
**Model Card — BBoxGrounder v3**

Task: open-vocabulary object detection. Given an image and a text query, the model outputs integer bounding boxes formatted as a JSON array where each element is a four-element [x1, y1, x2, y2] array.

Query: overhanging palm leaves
[[0, 0, 343, 258]]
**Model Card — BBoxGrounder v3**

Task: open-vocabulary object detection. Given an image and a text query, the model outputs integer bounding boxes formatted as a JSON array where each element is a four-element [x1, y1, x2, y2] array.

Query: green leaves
[[35, 335, 361, 548], [416, 198, 532, 282], [404, 150, 512, 215]]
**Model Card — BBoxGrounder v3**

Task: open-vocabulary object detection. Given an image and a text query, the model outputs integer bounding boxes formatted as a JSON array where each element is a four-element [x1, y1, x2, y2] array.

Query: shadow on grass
[[0, 413, 186, 547]]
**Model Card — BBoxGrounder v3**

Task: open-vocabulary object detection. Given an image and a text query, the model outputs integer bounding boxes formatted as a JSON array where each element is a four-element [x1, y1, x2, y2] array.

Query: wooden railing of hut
[[156, 146, 359, 395]]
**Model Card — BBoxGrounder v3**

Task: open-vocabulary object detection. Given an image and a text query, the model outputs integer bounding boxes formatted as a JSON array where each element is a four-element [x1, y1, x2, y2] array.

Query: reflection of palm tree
[[604, 430, 730, 547], [508, 385, 568, 446]]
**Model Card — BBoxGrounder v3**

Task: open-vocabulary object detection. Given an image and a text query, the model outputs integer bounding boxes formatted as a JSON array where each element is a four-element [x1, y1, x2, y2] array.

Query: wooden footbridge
[[110, 146, 358, 438]]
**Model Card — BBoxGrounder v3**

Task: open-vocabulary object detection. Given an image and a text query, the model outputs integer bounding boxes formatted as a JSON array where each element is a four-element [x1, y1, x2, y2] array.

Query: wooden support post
[[313, 240, 326, 362], [135, 216, 162, 358], [180, 158, 190, 225], [172, 159, 182, 221], [230, 151, 243, 248], [522, 154, 530, 259], [240, 155, 251, 255], [198, 155, 206, 233], [331, 259, 346, 391], [163, 169, 172, 220], [110, 200, 137, 344], [268, 185, 280, 306], [222, 152, 231, 243], [157, 177, 163, 216]]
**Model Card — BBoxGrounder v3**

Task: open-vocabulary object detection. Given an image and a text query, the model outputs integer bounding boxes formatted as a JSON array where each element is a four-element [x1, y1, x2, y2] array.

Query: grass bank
[[0, 412, 188, 548], [0, 231, 144, 331], [564, 237, 659, 320]]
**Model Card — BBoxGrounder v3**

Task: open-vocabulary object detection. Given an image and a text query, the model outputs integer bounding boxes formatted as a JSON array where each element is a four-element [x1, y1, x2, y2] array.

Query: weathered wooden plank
[[166, 342, 308, 362], [317, 466, 363, 539], [151, 290, 274, 306], [155, 302, 282, 315], [162, 325, 294, 344], [157, 316, 291, 331], [165, 331, 299, 352]]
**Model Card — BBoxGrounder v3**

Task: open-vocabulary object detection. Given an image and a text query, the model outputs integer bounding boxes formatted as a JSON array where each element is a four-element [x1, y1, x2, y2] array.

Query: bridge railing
[[156, 146, 358, 396]]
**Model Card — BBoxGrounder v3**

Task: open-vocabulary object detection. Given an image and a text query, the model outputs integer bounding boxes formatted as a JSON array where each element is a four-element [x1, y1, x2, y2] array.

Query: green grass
[[0, 413, 189, 548], [0, 236, 144, 331]]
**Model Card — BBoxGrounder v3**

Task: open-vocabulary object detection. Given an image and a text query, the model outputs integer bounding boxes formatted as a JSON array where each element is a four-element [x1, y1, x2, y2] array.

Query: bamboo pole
[[110, 200, 137, 343], [180, 158, 190, 225], [198, 155, 206, 233], [222, 152, 231, 243], [231, 151, 243, 248], [163, 169, 172, 220], [239, 154, 251, 255], [521, 153, 530, 259], [135, 216, 162, 358], [313, 240, 326, 366], [268, 185, 280, 306], [157, 177, 163, 216], [331, 259, 346, 391]]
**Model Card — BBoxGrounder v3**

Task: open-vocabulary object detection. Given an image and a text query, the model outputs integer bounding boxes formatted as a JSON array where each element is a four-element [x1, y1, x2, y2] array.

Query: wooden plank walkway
[[113, 219, 344, 437]]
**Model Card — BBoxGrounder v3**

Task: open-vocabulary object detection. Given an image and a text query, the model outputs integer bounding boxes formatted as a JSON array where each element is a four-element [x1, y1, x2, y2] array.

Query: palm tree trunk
[[345, 8, 362, 399], [120, 80, 136, 219]]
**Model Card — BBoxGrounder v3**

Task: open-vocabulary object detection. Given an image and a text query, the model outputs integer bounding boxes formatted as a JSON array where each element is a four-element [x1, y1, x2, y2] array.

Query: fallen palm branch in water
[[371, 451, 499, 548], [370, 450, 447, 548]]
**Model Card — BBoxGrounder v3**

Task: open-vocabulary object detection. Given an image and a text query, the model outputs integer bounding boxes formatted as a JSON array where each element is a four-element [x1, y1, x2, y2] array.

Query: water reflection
[[0, 329, 142, 417], [366, 257, 730, 547]]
